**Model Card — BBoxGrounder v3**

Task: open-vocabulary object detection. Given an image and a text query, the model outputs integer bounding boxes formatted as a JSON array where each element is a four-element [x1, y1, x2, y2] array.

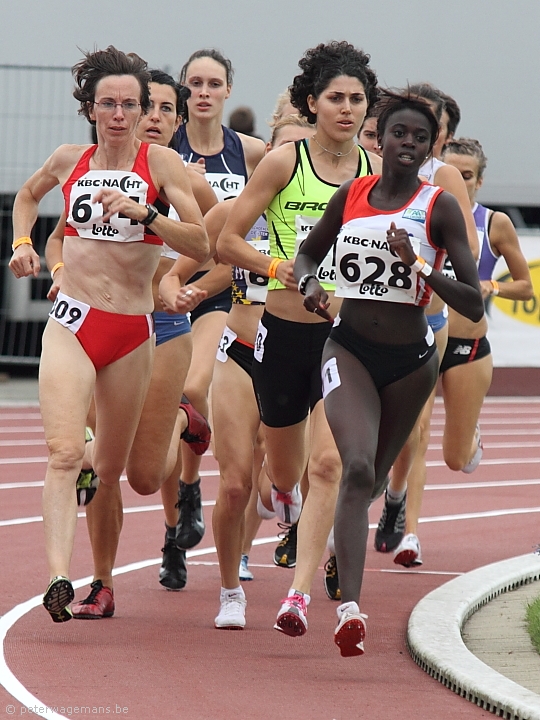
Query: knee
[[309, 448, 342, 487], [340, 456, 375, 496], [93, 458, 128, 488], [219, 473, 252, 511], [47, 439, 85, 474]]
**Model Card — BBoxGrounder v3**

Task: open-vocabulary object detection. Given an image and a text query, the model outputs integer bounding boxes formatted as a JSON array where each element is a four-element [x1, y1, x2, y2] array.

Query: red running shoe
[[72, 580, 114, 619], [179, 394, 211, 456]]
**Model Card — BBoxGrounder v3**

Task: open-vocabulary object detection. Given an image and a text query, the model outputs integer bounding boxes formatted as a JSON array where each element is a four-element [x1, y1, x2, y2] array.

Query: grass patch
[[526, 594, 540, 654]]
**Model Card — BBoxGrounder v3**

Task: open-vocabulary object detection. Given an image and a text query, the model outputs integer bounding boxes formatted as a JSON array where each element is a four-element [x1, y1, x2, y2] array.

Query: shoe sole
[[273, 557, 296, 569], [43, 578, 74, 623], [274, 611, 307, 637], [159, 580, 186, 591], [72, 611, 114, 619], [324, 583, 341, 601], [394, 549, 419, 567], [214, 623, 245, 630], [334, 619, 365, 657]]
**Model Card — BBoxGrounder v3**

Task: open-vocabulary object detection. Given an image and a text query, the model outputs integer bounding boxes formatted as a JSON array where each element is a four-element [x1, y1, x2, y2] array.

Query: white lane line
[[2, 503, 540, 530], [425, 478, 540, 490], [0, 536, 277, 720], [429, 428, 540, 436], [429, 441, 540, 450], [429, 417, 540, 425], [0, 457, 48, 465], [0, 439, 46, 447], [4, 454, 539, 468], [0, 500, 217, 528], [0, 413, 41, 420], [0, 427, 44, 434], [426, 457, 540, 468]]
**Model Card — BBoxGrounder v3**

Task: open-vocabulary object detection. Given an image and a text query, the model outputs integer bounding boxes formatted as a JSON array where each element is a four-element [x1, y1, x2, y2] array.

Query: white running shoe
[[271, 483, 302, 524], [274, 590, 309, 637], [334, 601, 367, 657], [214, 588, 246, 629], [393, 533, 423, 567], [462, 423, 483, 474], [256, 494, 276, 520], [239, 554, 254, 581]]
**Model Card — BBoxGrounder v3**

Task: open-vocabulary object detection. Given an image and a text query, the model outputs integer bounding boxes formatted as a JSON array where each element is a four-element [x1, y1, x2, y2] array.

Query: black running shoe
[[159, 533, 187, 590], [324, 554, 341, 601], [175, 479, 205, 550], [273, 522, 298, 568], [374, 490, 406, 553]]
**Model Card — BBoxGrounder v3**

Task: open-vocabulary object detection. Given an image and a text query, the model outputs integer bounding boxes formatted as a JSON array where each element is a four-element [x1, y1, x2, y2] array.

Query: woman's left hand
[[386, 221, 416, 266], [93, 189, 147, 224]]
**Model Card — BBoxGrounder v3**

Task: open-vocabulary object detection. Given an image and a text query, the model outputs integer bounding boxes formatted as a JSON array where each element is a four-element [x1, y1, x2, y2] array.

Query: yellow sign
[[492, 260, 540, 327]]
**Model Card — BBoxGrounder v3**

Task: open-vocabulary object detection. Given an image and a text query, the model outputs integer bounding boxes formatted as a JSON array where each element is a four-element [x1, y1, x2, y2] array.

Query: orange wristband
[[12, 236, 33, 251], [268, 257, 284, 279], [51, 262, 64, 279], [490, 280, 500, 296]]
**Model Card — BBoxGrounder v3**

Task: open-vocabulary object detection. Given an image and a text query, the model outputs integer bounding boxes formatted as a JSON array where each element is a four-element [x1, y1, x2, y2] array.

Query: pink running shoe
[[274, 590, 309, 636]]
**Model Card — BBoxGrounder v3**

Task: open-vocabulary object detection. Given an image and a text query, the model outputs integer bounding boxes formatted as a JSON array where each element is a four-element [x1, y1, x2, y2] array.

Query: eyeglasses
[[94, 101, 141, 113]]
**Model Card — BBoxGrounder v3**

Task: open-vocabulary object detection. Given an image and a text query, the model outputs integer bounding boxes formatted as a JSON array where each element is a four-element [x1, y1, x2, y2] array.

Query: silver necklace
[[311, 135, 356, 158]]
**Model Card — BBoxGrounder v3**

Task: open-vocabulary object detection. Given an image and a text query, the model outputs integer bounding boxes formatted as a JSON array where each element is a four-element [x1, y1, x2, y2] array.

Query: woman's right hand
[[47, 267, 63, 301], [303, 279, 333, 322], [9, 245, 41, 278]]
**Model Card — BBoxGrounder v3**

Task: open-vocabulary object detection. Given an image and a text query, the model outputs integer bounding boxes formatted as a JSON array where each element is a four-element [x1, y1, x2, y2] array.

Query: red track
[[1, 399, 539, 719]]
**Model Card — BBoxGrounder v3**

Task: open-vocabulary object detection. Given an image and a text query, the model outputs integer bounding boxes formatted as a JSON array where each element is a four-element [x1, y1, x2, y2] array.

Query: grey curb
[[408, 554, 540, 719]]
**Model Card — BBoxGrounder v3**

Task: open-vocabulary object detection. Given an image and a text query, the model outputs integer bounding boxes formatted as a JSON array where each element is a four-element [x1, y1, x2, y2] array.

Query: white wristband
[[412, 257, 433, 277]]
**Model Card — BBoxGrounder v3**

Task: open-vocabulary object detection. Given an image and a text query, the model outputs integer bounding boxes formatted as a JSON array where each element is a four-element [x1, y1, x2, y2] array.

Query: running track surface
[[1, 399, 540, 720]]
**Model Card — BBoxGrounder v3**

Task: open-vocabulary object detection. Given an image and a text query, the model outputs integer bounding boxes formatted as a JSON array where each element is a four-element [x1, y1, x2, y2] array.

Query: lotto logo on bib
[[68, 170, 148, 242], [335, 228, 421, 304]]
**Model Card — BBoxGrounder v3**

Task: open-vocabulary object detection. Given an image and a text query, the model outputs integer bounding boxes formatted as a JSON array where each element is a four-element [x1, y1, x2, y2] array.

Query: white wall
[[0, 0, 538, 205]]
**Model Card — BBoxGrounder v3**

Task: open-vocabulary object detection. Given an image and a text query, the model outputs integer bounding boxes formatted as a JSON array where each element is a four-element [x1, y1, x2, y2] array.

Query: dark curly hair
[[376, 89, 440, 154], [289, 41, 378, 124], [179, 48, 234, 86], [72, 46, 151, 125], [440, 91, 461, 137]]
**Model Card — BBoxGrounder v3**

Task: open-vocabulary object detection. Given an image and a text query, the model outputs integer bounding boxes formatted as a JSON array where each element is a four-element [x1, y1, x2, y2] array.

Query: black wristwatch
[[141, 203, 159, 226], [298, 274, 319, 295]]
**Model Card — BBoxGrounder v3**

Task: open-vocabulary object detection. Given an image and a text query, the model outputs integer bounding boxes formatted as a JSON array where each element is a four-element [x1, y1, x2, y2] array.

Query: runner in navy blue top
[[173, 49, 265, 555]]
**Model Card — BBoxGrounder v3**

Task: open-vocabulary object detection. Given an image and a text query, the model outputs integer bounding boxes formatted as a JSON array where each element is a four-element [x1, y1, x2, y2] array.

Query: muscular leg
[[324, 339, 438, 605], [290, 400, 341, 594], [441, 353, 492, 471], [212, 356, 261, 589], [386, 325, 448, 538], [241, 428, 265, 555], [39, 320, 95, 580], [84, 336, 155, 592], [263, 421, 308, 494]]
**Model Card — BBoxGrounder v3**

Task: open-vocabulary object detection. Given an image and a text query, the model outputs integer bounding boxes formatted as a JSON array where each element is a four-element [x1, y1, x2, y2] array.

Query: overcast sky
[[0, 0, 539, 204]]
